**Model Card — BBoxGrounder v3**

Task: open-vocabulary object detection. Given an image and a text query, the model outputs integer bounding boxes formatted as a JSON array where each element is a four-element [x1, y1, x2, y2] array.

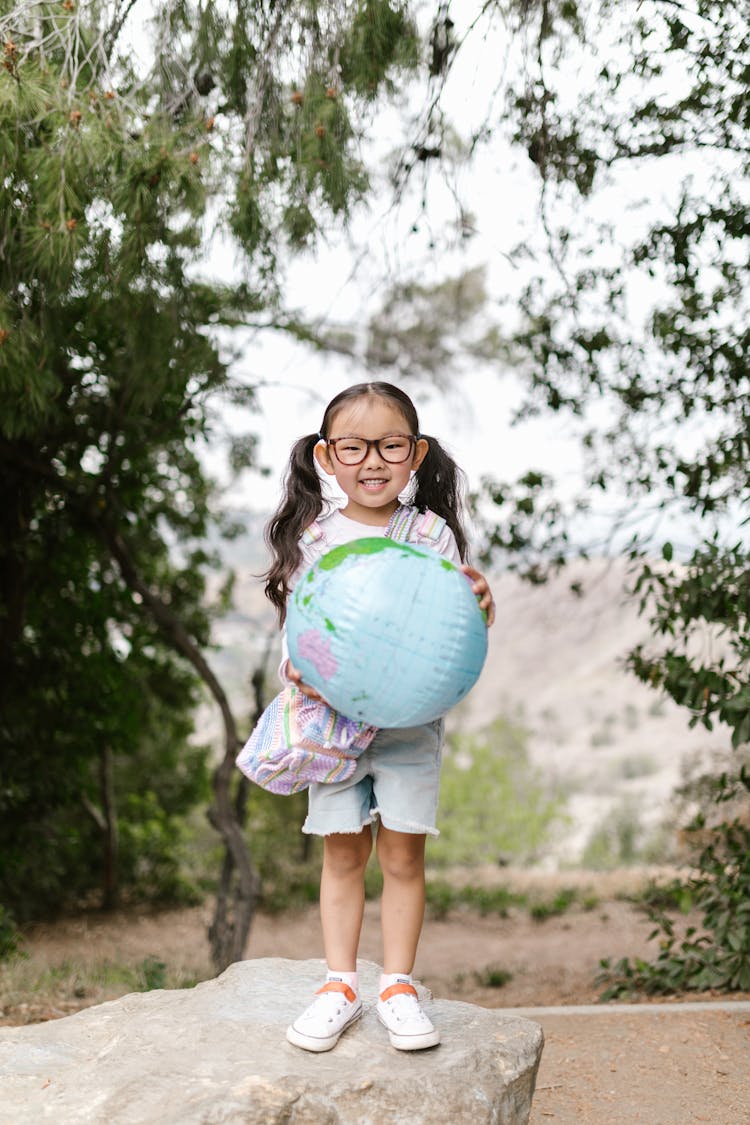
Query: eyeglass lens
[[331, 436, 414, 465]]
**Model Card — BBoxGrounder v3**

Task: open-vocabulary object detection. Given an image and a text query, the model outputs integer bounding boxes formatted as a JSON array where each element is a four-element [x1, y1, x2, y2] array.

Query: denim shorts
[[303, 719, 444, 838]]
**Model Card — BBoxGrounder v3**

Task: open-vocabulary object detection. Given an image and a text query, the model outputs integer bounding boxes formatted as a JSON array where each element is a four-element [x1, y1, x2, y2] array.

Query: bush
[[424, 880, 526, 919], [599, 765, 750, 997], [117, 792, 205, 906], [582, 796, 645, 870], [0, 906, 23, 962], [0, 696, 212, 918], [429, 719, 566, 867], [474, 965, 513, 988], [243, 784, 323, 912], [529, 886, 578, 921]]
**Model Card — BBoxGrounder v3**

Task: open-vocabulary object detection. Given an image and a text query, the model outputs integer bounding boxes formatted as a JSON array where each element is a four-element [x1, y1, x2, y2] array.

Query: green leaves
[[495, 1, 750, 516], [598, 768, 750, 997], [0, 0, 428, 919], [467, 3, 750, 774], [628, 539, 750, 748], [431, 719, 566, 867]]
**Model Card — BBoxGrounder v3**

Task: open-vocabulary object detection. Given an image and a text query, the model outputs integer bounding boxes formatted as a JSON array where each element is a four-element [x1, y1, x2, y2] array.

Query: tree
[[455, 0, 750, 992], [464, 0, 750, 746], [0, 0, 421, 966]]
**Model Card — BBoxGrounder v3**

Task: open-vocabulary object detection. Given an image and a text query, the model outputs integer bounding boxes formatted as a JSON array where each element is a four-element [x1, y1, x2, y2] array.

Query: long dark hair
[[263, 381, 468, 620]]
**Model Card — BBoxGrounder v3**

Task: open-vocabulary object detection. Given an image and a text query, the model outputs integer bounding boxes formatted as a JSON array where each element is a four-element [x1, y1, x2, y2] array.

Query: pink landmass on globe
[[297, 629, 338, 680]]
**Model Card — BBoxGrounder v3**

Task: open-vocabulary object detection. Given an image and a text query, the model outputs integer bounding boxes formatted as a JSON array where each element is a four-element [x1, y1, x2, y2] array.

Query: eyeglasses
[[325, 434, 418, 466]]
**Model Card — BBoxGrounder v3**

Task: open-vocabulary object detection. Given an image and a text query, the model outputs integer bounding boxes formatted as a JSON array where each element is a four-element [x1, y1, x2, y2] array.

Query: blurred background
[[2, 0, 749, 1017]]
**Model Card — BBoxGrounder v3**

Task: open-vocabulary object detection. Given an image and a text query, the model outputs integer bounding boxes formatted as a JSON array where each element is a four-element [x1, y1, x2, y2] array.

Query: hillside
[[455, 557, 729, 864]]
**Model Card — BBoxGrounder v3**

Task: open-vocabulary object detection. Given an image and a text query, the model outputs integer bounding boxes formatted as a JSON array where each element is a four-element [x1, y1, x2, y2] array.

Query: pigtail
[[263, 433, 324, 621], [413, 436, 469, 563]]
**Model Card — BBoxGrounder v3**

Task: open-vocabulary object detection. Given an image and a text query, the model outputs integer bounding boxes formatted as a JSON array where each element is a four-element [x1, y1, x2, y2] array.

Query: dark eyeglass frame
[[324, 434, 419, 466]]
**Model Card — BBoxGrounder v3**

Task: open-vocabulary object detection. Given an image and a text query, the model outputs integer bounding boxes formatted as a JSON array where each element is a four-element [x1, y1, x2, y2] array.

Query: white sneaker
[[377, 980, 440, 1050], [286, 980, 363, 1052]]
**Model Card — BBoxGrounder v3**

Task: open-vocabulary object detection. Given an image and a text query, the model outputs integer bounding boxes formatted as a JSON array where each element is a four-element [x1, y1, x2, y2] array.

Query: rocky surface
[[0, 958, 543, 1124]]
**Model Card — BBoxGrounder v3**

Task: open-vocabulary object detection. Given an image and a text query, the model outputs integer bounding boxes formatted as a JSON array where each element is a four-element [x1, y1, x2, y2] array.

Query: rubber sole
[[286, 1003, 363, 1052], [377, 1014, 441, 1051]]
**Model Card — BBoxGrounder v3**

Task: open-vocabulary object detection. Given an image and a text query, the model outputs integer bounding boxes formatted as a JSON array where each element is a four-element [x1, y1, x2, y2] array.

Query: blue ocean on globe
[[286, 537, 488, 728]]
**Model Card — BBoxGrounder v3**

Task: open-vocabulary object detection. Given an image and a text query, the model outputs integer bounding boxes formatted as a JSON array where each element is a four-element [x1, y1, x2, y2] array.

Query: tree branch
[[102, 0, 143, 59]]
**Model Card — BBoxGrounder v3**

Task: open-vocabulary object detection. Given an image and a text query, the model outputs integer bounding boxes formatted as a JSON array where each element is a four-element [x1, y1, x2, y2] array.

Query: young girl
[[263, 381, 494, 1053]]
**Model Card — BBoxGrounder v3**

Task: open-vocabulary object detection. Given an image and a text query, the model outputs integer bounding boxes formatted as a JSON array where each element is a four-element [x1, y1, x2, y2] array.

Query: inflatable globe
[[286, 538, 488, 728]]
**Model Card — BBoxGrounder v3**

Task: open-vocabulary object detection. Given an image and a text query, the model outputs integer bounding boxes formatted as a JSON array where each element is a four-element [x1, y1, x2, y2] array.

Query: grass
[[0, 954, 206, 1022], [425, 880, 526, 919], [423, 878, 597, 921], [473, 965, 514, 989], [256, 865, 589, 923], [1, 881, 535, 1023], [255, 866, 596, 924], [529, 886, 579, 921]]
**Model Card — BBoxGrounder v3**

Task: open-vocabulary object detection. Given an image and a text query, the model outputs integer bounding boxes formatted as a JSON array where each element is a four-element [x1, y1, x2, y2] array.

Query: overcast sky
[[125, 4, 719, 552], [192, 8, 588, 516]]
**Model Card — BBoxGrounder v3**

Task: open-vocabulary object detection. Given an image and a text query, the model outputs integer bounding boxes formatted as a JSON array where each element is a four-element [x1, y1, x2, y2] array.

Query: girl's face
[[314, 396, 428, 524]]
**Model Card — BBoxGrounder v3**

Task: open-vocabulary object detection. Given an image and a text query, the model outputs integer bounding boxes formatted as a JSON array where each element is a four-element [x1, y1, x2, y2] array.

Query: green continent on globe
[[315, 537, 437, 572]]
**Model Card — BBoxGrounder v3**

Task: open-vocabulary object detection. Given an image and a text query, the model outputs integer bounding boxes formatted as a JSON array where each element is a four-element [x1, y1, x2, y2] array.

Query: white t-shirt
[[278, 506, 462, 683]]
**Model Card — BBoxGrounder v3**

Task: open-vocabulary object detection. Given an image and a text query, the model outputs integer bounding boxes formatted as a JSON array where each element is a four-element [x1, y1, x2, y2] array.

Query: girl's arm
[[461, 564, 496, 627]]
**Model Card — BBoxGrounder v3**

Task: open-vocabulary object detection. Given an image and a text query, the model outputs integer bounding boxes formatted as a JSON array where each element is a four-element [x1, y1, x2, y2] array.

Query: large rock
[[0, 958, 543, 1124]]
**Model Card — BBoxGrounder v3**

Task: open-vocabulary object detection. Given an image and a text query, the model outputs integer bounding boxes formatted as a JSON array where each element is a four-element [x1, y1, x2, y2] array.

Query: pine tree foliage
[[0, 0, 420, 935]]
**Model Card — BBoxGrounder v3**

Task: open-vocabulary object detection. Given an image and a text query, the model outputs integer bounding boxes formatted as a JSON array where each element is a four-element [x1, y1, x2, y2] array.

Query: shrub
[[599, 766, 750, 997], [529, 886, 578, 921], [430, 719, 566, 867], [0, 906, 23, 963], [582, 796, 644, 870], [474, 965, 513, 988]]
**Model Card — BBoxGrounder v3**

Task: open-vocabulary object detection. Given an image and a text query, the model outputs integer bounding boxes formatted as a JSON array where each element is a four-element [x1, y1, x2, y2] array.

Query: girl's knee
[[377, 829, 425, 881], [323, 829, 372, 876]]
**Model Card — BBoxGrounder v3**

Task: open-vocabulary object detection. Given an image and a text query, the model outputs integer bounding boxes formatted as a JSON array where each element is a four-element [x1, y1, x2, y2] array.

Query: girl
[[263, 381, 494, 1053]]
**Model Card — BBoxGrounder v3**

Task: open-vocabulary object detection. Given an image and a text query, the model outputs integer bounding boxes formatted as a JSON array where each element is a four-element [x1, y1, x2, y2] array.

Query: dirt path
[[3, 888, 750, 1123], [527, 1005, 750, 1124]]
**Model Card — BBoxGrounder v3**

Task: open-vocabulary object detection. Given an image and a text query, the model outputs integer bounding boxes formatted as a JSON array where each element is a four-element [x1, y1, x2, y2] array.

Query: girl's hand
[[461, 565, 496, 627], [287, 660, 325, 702]]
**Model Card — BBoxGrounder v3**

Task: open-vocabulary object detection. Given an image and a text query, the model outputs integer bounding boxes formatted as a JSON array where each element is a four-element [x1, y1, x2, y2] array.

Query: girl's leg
[[319, 827, 373, 970], [376, 825, 426, 973], [287, 814, 373, 1053], [375, 825, 439, 1051]]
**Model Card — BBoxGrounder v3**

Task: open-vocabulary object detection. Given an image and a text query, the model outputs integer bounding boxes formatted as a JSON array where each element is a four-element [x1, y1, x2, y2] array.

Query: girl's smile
[[359, 477, 389, 490]]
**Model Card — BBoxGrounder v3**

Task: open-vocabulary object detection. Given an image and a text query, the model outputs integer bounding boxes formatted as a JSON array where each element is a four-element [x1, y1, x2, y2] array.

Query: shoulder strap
[[410, 509, 446, 543], [301, 520, 325, 545], [386, 505, 446, 544]]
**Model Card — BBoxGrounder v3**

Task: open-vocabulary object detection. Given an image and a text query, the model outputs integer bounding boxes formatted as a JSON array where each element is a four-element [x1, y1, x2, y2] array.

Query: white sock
[[326, 968, 359, 996], [379, 971, 413, 994]]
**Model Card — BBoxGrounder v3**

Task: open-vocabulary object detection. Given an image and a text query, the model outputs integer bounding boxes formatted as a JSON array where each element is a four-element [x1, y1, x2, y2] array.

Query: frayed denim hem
[[302, 814, 376, 837], [372, 807, 440, 838]]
